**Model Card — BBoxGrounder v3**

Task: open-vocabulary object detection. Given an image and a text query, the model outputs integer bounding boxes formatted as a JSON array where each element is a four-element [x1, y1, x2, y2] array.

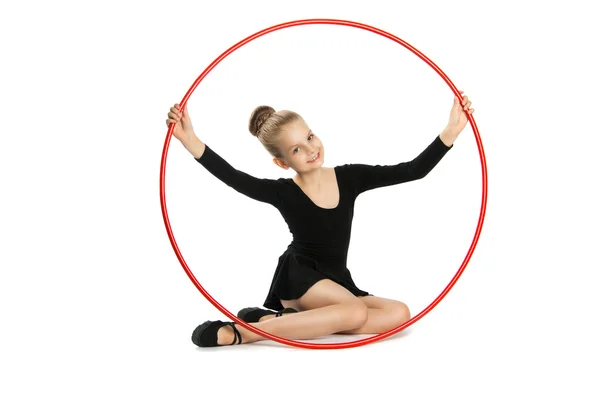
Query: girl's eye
[[293, 134, 314, 154]]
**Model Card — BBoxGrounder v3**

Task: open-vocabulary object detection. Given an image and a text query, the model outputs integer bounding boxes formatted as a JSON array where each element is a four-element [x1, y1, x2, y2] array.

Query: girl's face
[[274, 119, 324, 172]]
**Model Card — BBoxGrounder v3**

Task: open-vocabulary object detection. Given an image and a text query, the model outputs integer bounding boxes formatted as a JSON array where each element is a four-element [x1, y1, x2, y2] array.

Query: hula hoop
[[160, 18, 488, 349]]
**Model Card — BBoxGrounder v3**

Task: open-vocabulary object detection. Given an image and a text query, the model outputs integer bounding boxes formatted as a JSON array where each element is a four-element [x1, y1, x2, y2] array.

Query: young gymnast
[[165, 93, 474, 347]]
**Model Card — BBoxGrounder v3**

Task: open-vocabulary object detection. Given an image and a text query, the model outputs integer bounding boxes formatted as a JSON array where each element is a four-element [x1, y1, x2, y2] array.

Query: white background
[[1, 0, 598, 399]]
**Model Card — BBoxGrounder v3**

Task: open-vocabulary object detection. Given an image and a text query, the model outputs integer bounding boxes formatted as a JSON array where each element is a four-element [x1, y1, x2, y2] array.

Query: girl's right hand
[[166, 103, 196, 143]]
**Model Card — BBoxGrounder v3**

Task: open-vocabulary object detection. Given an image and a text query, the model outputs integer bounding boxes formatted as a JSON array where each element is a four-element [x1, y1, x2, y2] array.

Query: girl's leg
[[258, 302, 409, 333], [335, 296, 411, 334], [252, 310, 295, 322], [220, 294, 411, 343], [217, 279, 368, 345], [286, 285, 411, 335]]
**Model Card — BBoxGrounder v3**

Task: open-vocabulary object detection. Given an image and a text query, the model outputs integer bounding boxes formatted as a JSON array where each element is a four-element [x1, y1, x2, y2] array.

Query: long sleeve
[[194, 144, 281, 206], [347, 134, 453, 196]]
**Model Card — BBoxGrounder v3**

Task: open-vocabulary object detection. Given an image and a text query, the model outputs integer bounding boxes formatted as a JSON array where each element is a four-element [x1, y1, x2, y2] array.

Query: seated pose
[[165, 93, 474, 347]]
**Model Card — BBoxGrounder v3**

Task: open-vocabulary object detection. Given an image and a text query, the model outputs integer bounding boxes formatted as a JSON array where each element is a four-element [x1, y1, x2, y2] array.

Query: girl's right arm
[[193, 142, 282, 206], [166, 103, 203, 156], [166, 103, 281, 206], [181, 134, 206, 159]]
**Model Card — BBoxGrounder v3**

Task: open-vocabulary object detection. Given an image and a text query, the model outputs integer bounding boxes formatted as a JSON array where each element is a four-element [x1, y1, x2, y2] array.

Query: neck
[[295, 167, 326, 188]]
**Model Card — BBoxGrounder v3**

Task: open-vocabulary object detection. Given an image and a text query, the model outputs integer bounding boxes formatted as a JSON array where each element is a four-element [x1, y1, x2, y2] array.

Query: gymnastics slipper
[[237, 307, 298, 323]]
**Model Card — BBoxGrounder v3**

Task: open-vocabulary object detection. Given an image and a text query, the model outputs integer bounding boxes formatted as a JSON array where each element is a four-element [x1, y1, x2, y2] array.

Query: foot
[[191, 320, 242, 347], [237, 306, 299, 323], [217, 323, 239, 345]]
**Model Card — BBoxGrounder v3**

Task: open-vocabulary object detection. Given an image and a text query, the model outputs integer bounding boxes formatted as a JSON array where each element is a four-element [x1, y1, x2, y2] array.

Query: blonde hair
[[248, 105, 302, 159]]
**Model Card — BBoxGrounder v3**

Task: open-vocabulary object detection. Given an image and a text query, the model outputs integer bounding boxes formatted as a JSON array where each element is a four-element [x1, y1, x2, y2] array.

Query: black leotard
[[195, 134, 452, 310]]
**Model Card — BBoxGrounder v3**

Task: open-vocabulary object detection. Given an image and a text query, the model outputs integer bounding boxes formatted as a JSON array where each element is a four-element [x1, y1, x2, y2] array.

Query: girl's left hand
[[446, 91, 474, 136]]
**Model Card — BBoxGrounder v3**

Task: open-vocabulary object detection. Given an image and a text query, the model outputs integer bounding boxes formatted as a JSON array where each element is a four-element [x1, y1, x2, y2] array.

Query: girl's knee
[[392, 301, 411, 324], [341, 302, 369, 331]]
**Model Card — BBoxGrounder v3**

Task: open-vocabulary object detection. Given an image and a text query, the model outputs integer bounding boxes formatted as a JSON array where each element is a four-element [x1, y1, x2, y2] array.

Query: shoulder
[[333, 164, 350, 173], [333, 163, 350, 176], [334, 164, 375, 189], [335, 163, 370, 176], [333, 164, 355, 184], [276, 177, 296, 192], [276, 177, 293, 185]]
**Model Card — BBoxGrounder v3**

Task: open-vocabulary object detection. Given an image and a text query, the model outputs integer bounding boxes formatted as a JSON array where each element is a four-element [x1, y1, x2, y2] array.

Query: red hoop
[[160, 18, 488, 349]]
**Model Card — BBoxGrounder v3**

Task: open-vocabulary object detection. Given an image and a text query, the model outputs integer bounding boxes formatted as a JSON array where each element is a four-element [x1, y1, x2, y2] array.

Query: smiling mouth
[[307, 151, 320, 163]]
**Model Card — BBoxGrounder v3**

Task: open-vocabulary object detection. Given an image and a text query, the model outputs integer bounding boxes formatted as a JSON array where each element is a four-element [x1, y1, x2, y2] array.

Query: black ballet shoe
[[236, 307, 298, 323], [191, 320, 242, 347]]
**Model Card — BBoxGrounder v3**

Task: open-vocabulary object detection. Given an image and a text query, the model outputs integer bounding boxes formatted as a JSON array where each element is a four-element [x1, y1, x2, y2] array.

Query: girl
[[165, 93, 474, 347]]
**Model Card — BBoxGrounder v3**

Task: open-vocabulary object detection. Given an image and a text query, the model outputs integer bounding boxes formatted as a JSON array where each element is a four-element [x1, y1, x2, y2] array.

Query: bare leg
[[217, 279, 367, 345], [217, 280, 412, 345], [283, 286, 411, 335], [335, 296, 411, 334], [254, 312, 294, 322], [253, 296, 399, 326], [280, 283, 411, 335]]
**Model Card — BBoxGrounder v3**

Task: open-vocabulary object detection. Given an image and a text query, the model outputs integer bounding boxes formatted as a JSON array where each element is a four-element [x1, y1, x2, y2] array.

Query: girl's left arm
[[348, 92, 473, 196], [347, 130, 453, 196]]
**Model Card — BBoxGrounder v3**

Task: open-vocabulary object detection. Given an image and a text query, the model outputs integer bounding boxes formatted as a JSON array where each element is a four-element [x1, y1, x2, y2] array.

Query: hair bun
[[249, 105, 276, 137]]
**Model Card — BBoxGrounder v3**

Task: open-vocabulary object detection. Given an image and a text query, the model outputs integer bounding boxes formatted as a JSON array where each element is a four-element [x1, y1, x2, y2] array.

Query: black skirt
[[263, 247, 371, 311]]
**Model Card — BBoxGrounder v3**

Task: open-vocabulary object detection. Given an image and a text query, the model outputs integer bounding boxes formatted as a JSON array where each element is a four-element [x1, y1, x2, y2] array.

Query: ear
[[273, 157, 289, 170]]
